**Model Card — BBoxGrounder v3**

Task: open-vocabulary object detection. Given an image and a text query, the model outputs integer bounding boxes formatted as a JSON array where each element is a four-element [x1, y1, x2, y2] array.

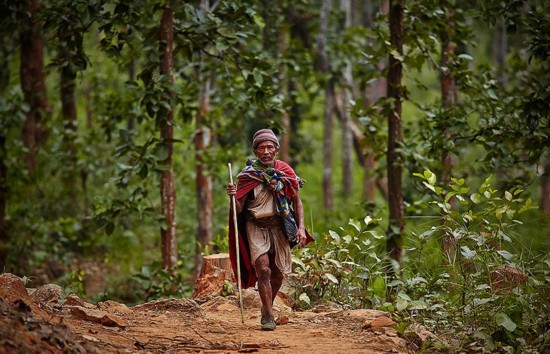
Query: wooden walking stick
[[228, 163, 245, 323]]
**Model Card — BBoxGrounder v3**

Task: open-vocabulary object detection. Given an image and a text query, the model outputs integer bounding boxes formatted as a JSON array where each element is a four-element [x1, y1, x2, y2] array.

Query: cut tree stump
[[192, 253, 234, 299]]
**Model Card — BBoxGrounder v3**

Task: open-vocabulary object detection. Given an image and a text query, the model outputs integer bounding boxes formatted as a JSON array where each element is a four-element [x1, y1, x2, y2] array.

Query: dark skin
[[226, 140, 306, 320]]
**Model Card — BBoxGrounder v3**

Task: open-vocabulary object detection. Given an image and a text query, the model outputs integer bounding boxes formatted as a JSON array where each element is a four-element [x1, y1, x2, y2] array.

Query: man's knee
[[257, 265, 271, 280]]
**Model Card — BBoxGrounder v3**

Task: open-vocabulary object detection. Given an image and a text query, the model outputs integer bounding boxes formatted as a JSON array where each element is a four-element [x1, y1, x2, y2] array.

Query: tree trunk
[[541, 156, 550, 213], [493, 17, 507, 87], [127, 57, 136, 131], [192, 253, 233, 298], [440, 16, 458, 192], [195, 0, 214, 277], [341, 0, 354, 199], [20, 0, 50, 172], [159, 6, 178, 272], [318, 0, 334, 210], [362, 0, 373, 28], [363, 1, 388, 201], [0, 134, 6, 269], [278, 26, 291, 164], [386, 0, 404, 264], [60, 48, 78, 208], [440, 14, 459, 262]]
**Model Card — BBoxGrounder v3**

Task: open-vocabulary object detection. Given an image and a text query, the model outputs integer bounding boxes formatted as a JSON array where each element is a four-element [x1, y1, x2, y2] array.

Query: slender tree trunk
[[341, 0, 353, 199], [440, 20, 458, 190], [386, 0, 404, 264], [493, 17, 507, 87], [363, 1, 388, 201], [318, 0, 334, 210], [278, 27, 291, 164], [541, 157, 550, 213], [128, 57, 136, 131], [440, 15, 459, 262], [194, 0, 214, 279], [60, 48, 78, 208], [363, 0, 373, 28], [195, 109, 213, 278], [20, 0, 50, 172], [159, 6, 178, 272], [0, 135, 7, 269]]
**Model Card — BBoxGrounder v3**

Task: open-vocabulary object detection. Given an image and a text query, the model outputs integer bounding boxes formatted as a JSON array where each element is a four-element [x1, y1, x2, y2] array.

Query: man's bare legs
[[255, 252, 283, 326]]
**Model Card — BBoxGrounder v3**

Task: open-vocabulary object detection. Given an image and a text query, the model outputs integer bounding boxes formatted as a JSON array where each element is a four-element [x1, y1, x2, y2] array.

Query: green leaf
[[364, 215, 374, 226], [505, 191, 513, 201], [423, 181, 436, 193], [471, 193, 482, 204], [349, 218, 361, 231], [413, 172, 426, 180], [461, 246, 476, 259], [496, 250, 513, 260], [299, 293, 310, 305], [329, 230, 341, 242], [325, 273, 339, 284], [397, 291, 411, 301], [495, 313, 517, 332], [372, 275, 386, 298], [292, 256, 306, 269], [252, 13, 265, 28], [424, 170, 436, 184], [217, 26, 236, 38], [368, 231, 384, 240]]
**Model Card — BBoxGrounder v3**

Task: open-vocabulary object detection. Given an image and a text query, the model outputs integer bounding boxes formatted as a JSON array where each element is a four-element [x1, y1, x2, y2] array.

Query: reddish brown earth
[[0, 273, 419, 353]]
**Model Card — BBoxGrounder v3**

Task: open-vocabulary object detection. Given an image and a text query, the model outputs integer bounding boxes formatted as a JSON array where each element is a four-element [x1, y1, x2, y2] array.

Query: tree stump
[[192, 253, 234, 299]]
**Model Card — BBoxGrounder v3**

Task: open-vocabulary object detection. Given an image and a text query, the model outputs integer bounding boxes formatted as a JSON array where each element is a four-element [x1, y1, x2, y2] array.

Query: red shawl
[[228, 160, 314, 289]]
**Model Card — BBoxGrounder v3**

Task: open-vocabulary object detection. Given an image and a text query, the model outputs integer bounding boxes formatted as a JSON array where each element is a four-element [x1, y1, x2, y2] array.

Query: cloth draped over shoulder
[[228, 159, 314, 289]]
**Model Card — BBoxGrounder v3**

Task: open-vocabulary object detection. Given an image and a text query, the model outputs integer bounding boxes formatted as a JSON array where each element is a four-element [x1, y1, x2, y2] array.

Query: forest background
[[0, 0, 549, 352]]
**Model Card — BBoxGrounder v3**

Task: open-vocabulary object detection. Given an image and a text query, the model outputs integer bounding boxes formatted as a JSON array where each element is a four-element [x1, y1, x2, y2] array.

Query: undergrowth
[[289, 171, 550, 353]]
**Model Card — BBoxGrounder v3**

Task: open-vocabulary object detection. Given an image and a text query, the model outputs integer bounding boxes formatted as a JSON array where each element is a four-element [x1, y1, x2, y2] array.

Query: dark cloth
[[228, 160, 314, 289]]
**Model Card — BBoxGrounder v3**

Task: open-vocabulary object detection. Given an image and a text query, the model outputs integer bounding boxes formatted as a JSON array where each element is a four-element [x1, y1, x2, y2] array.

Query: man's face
[[254, 141, 278, 166]]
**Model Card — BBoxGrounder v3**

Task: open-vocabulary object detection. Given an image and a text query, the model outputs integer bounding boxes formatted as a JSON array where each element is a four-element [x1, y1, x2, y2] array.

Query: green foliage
[[290, 215, 389, 309], [291, 171, 548, 352], [131, 258, 191, 302]]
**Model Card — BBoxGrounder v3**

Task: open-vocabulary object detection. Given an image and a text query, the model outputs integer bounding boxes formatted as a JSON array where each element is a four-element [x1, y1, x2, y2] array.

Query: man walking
[[227, 128, 313, 330]]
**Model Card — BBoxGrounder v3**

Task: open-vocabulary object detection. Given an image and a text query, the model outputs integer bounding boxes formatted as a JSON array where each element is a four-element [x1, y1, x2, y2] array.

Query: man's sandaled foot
[[261, 316, 276, 331]]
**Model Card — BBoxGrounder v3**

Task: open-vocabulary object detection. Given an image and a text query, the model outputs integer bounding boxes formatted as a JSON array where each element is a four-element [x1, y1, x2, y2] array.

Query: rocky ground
[[0, 272, 436, 353]]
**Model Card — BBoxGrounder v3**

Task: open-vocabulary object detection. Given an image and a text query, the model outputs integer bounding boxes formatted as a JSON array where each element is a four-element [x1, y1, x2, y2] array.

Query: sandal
[[261, 316, 276, 331]]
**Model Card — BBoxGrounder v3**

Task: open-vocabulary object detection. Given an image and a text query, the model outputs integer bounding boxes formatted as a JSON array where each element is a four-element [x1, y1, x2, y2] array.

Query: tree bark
[[341, 0, 354, 199], [541, 156, 550, 213], [440, 15, 458, 192], [20, 0, 50, 172], [278, 26, 291, 164], [363, 1, 388, 201], [440, 13, 459, 262], [0, 134, 6, 269], [318, 0, 334, 210], [159, 6, 178, 272], [386, 0, 404, 264], [493, 17, 507, 87]]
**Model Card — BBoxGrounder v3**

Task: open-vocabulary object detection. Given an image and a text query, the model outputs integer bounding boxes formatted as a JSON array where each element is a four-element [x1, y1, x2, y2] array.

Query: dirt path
[[0, 274, 412, 353]]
